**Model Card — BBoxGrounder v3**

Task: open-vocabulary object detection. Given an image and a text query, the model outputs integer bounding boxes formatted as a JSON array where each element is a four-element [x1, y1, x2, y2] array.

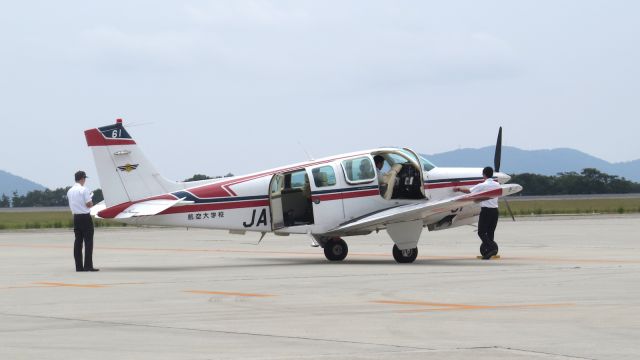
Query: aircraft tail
[[84, 119, 183, 207]]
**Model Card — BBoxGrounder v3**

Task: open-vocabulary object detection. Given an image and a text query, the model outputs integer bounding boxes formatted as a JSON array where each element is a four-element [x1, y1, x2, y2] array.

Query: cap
[[74, 171, 88, 181]]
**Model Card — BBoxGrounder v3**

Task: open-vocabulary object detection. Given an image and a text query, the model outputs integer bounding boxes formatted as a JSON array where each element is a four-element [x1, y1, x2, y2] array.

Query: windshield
[[419, 155, 436, 171], [386, 153, 409, 165]]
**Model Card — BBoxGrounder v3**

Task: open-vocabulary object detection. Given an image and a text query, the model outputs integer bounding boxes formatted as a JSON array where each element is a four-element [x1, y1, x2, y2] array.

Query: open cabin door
[[269, 173, 285, 231], [269, 169, 315, 232], [402, 148, 428, 199]]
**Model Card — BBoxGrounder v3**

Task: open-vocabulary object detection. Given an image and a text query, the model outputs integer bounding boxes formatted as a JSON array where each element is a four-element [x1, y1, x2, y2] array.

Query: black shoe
[[482, 251, 497, 260], [76, 269, 86, 272], [85, 268, 100, 272], [480, 242, 499, 260]]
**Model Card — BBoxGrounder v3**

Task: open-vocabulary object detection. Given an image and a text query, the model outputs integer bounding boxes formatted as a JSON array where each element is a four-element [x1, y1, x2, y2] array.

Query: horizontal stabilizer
[[114, 198, 186, 219], [90, 201, 107, 218]]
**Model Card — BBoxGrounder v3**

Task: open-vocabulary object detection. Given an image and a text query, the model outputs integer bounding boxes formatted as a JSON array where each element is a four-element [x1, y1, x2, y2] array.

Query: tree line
[[0, 188, 105, 208], [510, 168, 640, 195], [1, 169, 638, 207]]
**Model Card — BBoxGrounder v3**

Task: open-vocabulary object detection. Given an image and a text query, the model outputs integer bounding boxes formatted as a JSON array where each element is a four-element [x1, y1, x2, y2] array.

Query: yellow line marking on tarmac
[[477, 255, 501, 259], [34, 282, 108, 288], [185, 290, 275, 298], [372, 299, 574, 312]]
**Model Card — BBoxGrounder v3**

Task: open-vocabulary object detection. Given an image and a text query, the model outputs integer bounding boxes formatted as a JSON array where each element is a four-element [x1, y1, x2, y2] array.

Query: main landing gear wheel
[[324, 238, 348, 261], [392, 244, 418, 263], [480, 241, 499, 259]]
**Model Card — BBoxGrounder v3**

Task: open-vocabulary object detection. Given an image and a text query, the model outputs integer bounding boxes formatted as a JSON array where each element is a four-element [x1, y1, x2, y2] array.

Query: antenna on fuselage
[[125, 121, 155, 128], [297, 141, 314, 161]]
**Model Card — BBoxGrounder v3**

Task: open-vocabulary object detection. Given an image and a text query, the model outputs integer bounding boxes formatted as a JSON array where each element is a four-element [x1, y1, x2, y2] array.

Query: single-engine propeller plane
[[86, 119, 522, 263]]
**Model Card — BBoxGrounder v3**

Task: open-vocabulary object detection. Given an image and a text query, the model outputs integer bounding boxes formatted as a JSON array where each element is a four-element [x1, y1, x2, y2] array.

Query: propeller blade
[[494, 126, 502, 172], [503, 197, 516, 221]]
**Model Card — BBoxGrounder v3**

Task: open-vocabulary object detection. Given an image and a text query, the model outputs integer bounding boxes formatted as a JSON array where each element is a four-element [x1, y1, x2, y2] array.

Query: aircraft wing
[[327, 184, 522, 235]]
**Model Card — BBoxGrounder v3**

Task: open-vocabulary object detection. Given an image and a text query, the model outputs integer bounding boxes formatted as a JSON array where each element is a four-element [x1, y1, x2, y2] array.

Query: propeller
[[494, 126, 502, 172], [494, 126, 515, 221]]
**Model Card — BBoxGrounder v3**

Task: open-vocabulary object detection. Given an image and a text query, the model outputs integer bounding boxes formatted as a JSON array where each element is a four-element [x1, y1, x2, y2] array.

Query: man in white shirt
[[374, 155, 387, 182], [374, 155, 390, 197], [453, 166, 501, 259], [67, 171, 99, 272]]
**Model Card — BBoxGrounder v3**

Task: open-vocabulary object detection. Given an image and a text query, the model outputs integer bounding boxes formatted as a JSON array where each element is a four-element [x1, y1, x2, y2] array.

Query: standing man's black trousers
[[73, 214, 94, 270], [478, 207, 499, 245]]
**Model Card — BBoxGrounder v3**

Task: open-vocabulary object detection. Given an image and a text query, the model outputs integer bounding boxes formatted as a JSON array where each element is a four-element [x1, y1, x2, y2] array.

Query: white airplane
[[86, 119, 522, 263]]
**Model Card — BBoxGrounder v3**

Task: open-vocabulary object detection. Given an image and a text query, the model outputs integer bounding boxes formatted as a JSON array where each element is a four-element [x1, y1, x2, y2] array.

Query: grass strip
[[0, 211, 127, 230], [499, 198, 640, 217], [1, 197, 639, 229]]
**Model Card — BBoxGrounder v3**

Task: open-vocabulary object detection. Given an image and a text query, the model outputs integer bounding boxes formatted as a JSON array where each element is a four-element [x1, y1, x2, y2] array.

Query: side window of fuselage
[[312, 166, 336, 187], [341, 157, 376, 184], [288, 170, 307, 189]]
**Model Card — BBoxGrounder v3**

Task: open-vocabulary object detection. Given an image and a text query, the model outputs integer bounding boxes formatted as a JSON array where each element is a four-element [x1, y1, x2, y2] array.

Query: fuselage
[[103, 147, 509, 237]]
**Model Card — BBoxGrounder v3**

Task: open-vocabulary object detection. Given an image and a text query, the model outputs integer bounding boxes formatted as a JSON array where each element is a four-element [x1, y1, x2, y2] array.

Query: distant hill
[[0, 170, 47, 196], [423, 146, 640, 182]]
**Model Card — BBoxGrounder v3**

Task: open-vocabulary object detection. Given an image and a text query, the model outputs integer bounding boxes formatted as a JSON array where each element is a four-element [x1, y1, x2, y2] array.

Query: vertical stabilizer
[[84, 119, 182, 206]]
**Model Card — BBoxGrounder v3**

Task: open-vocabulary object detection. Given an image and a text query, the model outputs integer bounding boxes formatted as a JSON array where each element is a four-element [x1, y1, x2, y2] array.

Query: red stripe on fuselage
[[312, 189, 380, 202], [158, 200, 270, 215]]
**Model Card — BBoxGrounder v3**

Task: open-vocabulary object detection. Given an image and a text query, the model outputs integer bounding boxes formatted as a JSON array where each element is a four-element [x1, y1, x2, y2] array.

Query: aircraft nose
[[496, 172, 511, 184]]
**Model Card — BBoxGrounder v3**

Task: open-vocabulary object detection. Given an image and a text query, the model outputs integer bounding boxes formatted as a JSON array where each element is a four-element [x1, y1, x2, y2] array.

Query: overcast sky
[[1, 1, 638, 189]]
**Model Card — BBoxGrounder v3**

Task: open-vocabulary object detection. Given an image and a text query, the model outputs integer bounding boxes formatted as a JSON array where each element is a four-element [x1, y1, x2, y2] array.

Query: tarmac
[[1, 214, 639, 360]]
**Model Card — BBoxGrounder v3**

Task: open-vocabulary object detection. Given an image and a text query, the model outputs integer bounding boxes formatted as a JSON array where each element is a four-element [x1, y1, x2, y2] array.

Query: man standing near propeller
[[453, 166, 501, 259], [453, 127, 511, 259]]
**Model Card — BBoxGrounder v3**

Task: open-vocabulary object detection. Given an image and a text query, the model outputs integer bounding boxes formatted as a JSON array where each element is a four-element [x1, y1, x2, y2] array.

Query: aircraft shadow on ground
[[104, 257, 516, 272]]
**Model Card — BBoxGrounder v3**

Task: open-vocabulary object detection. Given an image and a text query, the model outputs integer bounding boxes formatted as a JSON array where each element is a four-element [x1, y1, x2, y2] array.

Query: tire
[[324, 238, 348, 261], [392, 244, 418, 263]]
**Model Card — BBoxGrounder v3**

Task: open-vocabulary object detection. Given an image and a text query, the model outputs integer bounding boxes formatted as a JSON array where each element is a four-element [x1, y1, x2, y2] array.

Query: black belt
[[73, 213, 91, 217]]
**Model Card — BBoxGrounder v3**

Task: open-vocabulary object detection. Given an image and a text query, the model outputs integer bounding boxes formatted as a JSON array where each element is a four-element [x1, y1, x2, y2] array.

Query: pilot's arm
[[452, 187, 471, 194]]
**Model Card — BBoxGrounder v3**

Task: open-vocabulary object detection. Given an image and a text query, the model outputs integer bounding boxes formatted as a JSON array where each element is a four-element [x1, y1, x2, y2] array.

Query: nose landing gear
[[392, 244, 418, 263]]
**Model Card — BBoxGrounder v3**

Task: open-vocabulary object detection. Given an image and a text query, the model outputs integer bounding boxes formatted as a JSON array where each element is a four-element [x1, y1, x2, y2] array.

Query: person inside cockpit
[[374, 155, 387, 182]]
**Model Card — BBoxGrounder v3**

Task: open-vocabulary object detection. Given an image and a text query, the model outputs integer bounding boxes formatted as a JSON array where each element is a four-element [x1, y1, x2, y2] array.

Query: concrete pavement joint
[[0, 312, 435, 351], [490, 346, 599, 360]]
